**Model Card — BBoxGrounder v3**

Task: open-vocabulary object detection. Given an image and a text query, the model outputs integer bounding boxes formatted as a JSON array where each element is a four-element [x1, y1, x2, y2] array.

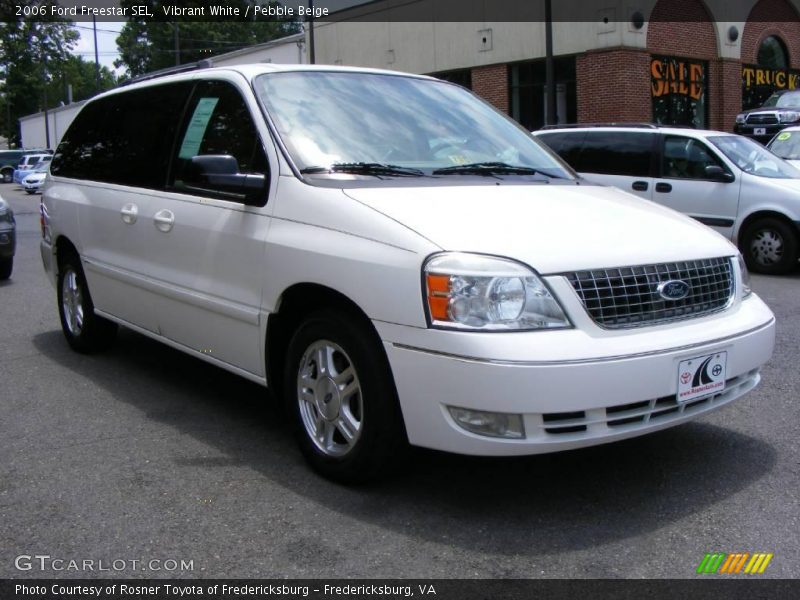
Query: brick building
[[313, 0, 800, 132]]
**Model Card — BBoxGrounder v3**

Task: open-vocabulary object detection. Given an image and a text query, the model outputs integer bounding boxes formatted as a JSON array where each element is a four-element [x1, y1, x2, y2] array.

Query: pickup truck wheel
[[57, 254, 117, 353], [740, 217, 799, 275], [0, 257, 11, 280], [284, 310, 406, 483]]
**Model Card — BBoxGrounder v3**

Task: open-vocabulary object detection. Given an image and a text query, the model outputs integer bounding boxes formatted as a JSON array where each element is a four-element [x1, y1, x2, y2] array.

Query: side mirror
[[183, 154, 267, 206], [189, 154, 239, 175], [704, 165, 734, 183]]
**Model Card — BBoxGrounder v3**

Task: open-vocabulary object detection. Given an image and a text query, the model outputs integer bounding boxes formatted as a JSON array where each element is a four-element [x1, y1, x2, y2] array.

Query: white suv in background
[[534, 125, 800, 274], [40, 65, 775, 482]]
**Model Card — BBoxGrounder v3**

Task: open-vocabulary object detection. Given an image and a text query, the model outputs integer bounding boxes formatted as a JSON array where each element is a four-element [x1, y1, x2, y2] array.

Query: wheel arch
[[736, 209, 798, 245], [265, 282, 386, 399], [53, 234, 80, 269]]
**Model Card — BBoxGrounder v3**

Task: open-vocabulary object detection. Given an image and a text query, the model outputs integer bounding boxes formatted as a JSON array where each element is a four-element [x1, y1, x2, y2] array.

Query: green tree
[[46, 55, 117, 106], [115, 1, 300, 78], [0, 1, 81, 146]]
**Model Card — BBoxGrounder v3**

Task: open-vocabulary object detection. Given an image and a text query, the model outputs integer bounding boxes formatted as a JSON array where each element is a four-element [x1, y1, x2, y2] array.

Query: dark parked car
[[0, 195, 15, 279], [0, 150, 24, 184], [735, 90, 800, 144]]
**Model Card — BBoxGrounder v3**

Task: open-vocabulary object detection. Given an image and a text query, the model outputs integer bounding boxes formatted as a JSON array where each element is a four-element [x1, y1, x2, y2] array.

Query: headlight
[[779, 111, 800, 123], [735, 114, 747, 124], [0, 208, 12, 224], [423, 252, 570, 331], [737, 254, 752, 298]]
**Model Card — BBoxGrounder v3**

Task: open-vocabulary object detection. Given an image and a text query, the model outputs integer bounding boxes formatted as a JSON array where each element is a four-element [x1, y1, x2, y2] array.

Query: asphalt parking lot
[[1, 184, 798, 579]]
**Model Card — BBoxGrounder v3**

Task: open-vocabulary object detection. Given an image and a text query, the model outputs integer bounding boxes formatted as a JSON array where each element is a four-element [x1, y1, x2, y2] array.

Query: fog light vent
[[448, 406, 525, 439]]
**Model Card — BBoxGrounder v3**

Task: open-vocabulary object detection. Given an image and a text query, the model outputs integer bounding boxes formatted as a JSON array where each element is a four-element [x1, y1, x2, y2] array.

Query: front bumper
[[734, 123, 787, 144], [378, 294, 775, 456], [22, 180, 43, 191]]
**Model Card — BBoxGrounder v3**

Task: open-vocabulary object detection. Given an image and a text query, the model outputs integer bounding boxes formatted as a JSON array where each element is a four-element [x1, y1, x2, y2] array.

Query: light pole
[[92, 15, 100, 92], [174, 22, 180, 66], [308, 0, 315, 64], [544, 0, 556, 126], [37, 32, 51, 149]]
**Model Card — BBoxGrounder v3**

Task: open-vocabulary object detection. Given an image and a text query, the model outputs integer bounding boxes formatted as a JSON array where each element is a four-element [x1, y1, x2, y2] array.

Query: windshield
[[708, 135, 800, 178], [254, 71, 574, 180], [768, 130, 800, 160], [762, 92, 800, 108]]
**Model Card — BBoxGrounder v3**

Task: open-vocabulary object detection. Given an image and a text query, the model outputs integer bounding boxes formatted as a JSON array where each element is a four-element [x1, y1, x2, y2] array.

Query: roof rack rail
[[120, 58, 214, 87], [539, 122, 660, 130]]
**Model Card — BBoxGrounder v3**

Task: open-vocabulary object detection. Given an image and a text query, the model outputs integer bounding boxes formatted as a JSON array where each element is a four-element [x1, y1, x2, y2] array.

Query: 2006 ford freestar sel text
[[39, 64, 776, 482]]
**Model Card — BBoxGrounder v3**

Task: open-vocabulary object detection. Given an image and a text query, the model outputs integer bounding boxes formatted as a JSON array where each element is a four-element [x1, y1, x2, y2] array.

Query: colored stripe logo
[[696, 552, 773, 574]]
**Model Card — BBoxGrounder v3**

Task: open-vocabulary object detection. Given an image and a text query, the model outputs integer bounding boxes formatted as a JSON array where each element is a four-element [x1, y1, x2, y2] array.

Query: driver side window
[[169, 80, 268, 205], [662, 136, 725, 180]]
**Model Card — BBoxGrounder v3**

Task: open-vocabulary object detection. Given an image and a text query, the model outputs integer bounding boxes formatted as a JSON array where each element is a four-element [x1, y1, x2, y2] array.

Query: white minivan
[[41, 65, 775, 482], [534, 125, 800, 275]]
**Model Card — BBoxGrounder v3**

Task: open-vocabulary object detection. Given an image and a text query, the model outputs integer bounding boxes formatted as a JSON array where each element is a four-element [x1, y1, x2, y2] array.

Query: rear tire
[[57, 252, 118, 353], [740, 217, 799, 275], [1, 170, 11, 184], [284, 309, 407, 483], [0, 257, 11, 280]]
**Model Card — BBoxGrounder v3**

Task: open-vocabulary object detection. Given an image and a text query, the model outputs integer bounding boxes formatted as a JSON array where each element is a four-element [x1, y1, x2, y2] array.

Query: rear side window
[[52, 82, 191, 189], [536, 132, 586, 169], [577, 131, 655, 177]]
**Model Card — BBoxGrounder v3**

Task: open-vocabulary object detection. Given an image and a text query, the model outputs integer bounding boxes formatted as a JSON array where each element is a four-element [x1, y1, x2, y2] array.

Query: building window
[[742, 36, 797, 110], [509, 57, 576, 131], [651, 56, 708, 129], [432, 69, 472, 90], [757, 36, 789, 70]]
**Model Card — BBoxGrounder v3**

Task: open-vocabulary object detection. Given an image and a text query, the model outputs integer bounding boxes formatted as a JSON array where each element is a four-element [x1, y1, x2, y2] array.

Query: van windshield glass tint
[[709, 135, 800, 178], [255, 71, 574, 179]]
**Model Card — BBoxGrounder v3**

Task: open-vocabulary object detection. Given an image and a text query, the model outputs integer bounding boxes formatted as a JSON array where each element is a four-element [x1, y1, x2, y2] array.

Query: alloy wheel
[[296, 340, 363, 457]]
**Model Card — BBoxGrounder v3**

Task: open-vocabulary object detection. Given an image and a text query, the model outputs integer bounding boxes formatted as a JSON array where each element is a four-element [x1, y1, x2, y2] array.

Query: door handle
[[632, 180, 648, 191], [153, 209, 175, 233], [655, 182, 673, 193], [120, 203, 138, 224]]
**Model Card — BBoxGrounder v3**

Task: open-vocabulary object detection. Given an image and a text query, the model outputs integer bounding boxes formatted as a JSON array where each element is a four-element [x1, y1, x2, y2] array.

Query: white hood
[[344, 183, 736, 273]]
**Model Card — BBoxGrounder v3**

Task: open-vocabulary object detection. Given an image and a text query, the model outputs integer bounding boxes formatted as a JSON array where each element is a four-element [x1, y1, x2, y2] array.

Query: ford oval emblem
[[657, 279, 690, 301]]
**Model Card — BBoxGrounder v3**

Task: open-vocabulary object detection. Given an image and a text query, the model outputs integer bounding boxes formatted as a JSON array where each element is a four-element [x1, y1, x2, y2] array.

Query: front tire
[[284, 310, 406, 483], [0, 256, 11, 280], [57, 253, 118, 353], [1, 170, 11, 184], [740, 217, 799, 275]]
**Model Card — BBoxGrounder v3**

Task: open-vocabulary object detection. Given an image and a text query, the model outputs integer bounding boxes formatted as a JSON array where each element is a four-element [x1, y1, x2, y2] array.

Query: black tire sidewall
[[741, 218, 799, 275], [56, 254, 116, 353], [284, 310, 404, 483], [0, 256, 11, 279]]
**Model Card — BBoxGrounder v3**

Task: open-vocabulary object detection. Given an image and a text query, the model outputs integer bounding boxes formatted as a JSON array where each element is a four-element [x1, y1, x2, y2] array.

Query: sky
[[72, 21, 125, 75]]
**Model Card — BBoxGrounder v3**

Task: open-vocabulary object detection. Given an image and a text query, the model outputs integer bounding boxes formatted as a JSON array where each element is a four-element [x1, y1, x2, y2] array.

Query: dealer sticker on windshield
[[677, 352, 727, 403]]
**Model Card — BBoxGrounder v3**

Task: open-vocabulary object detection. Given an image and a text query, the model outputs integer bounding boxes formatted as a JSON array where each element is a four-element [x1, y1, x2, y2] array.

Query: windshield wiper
[[300, 162, 426, 177], [432, 162, 565, 179]]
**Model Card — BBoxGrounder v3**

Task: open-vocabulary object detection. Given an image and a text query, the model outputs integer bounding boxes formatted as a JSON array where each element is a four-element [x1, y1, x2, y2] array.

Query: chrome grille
[[746, 113, 778, 125], [567, 257, 734, 328]]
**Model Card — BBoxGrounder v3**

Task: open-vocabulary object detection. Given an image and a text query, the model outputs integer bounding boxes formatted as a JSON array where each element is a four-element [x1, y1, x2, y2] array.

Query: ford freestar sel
[[40, 64, 776, 482]]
